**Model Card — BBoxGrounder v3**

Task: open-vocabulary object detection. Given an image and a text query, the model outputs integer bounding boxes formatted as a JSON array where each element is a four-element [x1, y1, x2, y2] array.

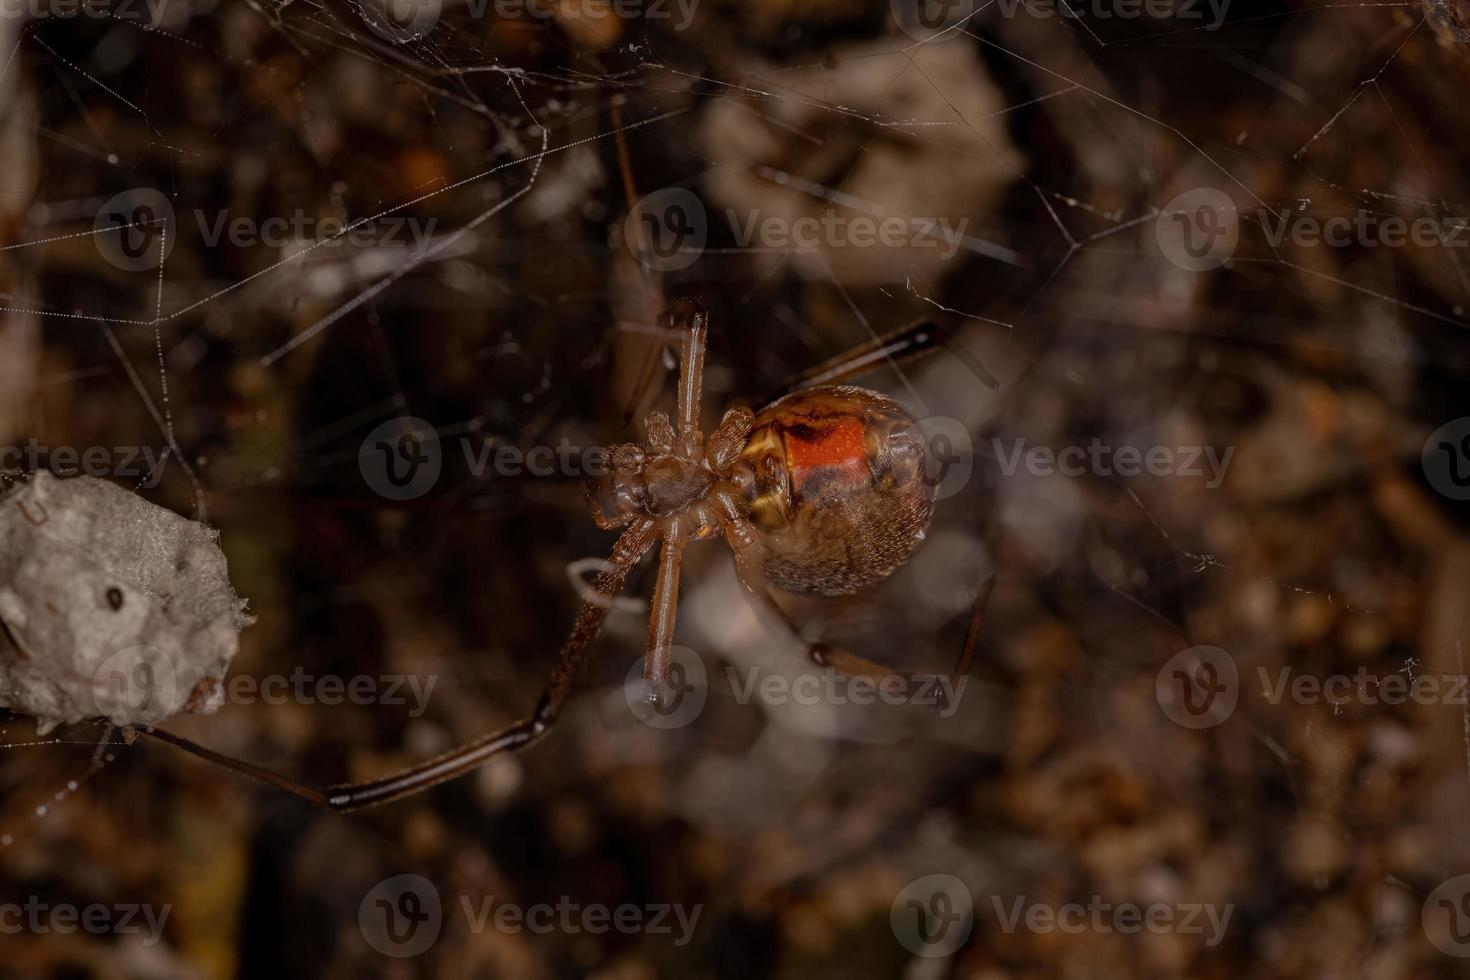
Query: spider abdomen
[[737, 385, 934, 596]]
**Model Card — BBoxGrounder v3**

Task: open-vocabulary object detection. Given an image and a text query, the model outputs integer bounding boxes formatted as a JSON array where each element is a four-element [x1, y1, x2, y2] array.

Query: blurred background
[[2, 0, 1470, 976]]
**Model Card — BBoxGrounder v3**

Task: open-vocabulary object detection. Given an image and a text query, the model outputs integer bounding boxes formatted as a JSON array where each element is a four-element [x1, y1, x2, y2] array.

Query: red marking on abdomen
[[784, 418, 870, 495]]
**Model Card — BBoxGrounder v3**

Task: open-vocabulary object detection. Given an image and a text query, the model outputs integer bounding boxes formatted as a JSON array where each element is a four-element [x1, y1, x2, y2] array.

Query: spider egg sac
[[0, 472, 254, 733]]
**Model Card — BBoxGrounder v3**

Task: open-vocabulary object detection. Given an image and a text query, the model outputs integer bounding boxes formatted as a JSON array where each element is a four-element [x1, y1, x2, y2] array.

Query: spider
[[149, 296, 988, 811]]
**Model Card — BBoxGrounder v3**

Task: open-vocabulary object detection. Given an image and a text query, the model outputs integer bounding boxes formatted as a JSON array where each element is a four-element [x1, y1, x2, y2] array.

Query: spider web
[[1, 0, 1468, 973]]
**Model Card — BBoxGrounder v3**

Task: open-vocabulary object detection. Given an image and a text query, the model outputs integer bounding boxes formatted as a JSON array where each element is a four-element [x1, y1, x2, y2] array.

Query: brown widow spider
[[148, 296, 991, 811]]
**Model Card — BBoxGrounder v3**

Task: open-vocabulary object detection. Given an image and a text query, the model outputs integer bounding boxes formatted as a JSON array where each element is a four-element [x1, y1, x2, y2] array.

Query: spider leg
[[672, 297, 707, 444], [148, 519, 659, 812], [637, 296, 708, 700], [642, 518, 689, 705], [715, 502, 991, 713], [949, 571, 996, 694]]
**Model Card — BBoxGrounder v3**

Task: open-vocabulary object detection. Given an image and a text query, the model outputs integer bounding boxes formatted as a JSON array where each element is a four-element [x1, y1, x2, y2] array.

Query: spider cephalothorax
[[584, 403, 757, 540]]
